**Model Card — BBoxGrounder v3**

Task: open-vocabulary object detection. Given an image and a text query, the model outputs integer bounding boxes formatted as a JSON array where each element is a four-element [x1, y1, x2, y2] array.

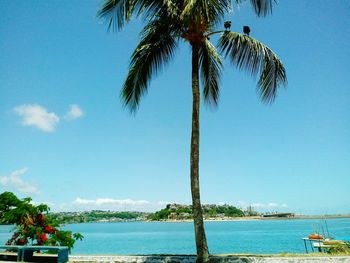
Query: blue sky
[[0, 1, 349, 215]]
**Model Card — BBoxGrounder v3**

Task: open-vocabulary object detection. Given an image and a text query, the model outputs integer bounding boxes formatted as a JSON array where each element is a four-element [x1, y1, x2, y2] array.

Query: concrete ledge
[[69, 255, 350, 263]]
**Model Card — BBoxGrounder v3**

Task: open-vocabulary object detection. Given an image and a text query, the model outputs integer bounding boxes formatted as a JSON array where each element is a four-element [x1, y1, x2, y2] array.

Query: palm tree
[[98, 0, 287, 262]]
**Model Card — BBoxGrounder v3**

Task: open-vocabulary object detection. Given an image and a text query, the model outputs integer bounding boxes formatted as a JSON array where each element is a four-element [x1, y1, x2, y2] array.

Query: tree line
[[147, 204, 245, 221]]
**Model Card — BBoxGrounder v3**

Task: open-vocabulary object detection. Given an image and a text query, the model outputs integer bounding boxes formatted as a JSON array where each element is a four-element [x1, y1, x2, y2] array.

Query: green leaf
[[218, 31, 287, 102], [181, 0, 231, 26], [235, 0, 276, 17], [199, 39, 223, 106], [121, 18, 179, 111]]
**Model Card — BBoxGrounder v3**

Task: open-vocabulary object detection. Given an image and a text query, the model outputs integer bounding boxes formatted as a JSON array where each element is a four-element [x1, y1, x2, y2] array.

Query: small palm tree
[[98, 0, 287, 262]]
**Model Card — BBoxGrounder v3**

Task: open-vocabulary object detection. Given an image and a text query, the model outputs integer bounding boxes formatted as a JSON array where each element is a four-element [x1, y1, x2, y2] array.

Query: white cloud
[[64, 104, 83, 121], [251, 202, 288, 209], [44, 198, 174, 212], [0, 168, 39, 194], [14, 104, 59, 132], [237, 200, 288, 211], [74, 197, 150, 206], [70, 197, 152, 211], [157, 201, 171, 206]]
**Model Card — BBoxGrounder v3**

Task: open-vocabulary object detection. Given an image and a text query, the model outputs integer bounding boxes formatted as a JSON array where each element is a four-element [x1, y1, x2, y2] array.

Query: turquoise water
[[1, 218, 349, 254]]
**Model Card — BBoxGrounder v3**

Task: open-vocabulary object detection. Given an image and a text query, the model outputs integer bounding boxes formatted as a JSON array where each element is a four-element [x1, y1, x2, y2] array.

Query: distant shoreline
[[146, 214, 350, 223], [46, 206, 350, 224], [1, 215, 349, 226]]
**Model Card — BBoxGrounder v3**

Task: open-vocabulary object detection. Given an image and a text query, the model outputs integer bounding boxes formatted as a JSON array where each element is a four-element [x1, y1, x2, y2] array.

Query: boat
[[302, 219, 350, 253]]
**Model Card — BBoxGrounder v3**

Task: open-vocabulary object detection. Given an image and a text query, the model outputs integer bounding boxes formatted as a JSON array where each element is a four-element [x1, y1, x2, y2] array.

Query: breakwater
[[69, 255, 350, 263]]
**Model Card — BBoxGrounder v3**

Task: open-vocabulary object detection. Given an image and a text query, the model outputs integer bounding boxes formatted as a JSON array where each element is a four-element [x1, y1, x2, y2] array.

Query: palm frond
[[163, 0, 182, 18], [249, 0, 275, 16], [235, 0, 276, 17], [199, 40, 223, 106], [181, 0, 231, 26], [121, 19, 179, 111], [98, 0, 180, 31], [218, 31, 287, 102], [136, 0, 181, 22], [98, 0, 137, 31]]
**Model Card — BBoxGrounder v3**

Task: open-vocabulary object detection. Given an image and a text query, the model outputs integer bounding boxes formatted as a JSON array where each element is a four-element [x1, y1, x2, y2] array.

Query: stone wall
[[69, 255, 350, 263]]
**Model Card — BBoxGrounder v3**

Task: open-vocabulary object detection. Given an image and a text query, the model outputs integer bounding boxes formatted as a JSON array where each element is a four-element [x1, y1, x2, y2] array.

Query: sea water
[[1, 218, 349, 254]]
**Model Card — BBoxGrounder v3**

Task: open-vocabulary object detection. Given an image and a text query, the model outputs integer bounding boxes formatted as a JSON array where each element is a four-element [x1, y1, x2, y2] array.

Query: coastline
[[144, 214, 350, 223], [3, 215, 348, 225], [16, 213, 349, 225], [69, 214, 350, 224]]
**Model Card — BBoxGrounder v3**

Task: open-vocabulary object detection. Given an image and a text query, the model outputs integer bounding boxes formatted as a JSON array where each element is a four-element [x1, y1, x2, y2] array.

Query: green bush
[[327, 242, 350, 255], [147, 204, 245, 220], [0, 192, 83, 252]]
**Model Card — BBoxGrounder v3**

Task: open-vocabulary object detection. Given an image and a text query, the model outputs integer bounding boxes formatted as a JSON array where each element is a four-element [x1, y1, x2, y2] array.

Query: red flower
[[45, 226, 55, 234], [40, 234, 48, 242]]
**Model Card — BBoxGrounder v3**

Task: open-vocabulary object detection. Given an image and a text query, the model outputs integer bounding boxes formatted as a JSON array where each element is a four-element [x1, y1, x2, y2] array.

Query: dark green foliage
[[147, 208, 172, 221], [0, 192, 49, 225], [200, 39, 222, 106], [50, 211, 143, 224], [122, 18, 178, 111], [0, 192, 83, 252], [203, 205, 245, 217], [147, 204, 244, 220], [86, 211, 139, 221], [235, 0, 275, 17], [218, 32, 287, 103], [0, 192, 22, 224], [327, 242, 350, 255], [98, 0, 286, 112]]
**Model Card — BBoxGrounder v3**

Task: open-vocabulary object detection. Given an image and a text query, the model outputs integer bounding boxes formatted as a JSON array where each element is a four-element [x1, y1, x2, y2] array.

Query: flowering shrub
[[0, 192, 83, 252]]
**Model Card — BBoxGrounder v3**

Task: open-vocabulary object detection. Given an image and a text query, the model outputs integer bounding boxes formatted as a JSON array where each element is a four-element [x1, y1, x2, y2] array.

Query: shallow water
[[1, 218, 349, 254]]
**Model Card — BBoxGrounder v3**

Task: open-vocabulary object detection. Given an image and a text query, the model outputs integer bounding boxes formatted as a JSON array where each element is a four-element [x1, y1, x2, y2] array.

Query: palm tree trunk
[[190, 43, 209, 263]]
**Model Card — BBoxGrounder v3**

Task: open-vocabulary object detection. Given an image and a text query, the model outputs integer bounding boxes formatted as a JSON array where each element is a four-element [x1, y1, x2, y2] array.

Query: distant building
[[262, 213, 295, 218]]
